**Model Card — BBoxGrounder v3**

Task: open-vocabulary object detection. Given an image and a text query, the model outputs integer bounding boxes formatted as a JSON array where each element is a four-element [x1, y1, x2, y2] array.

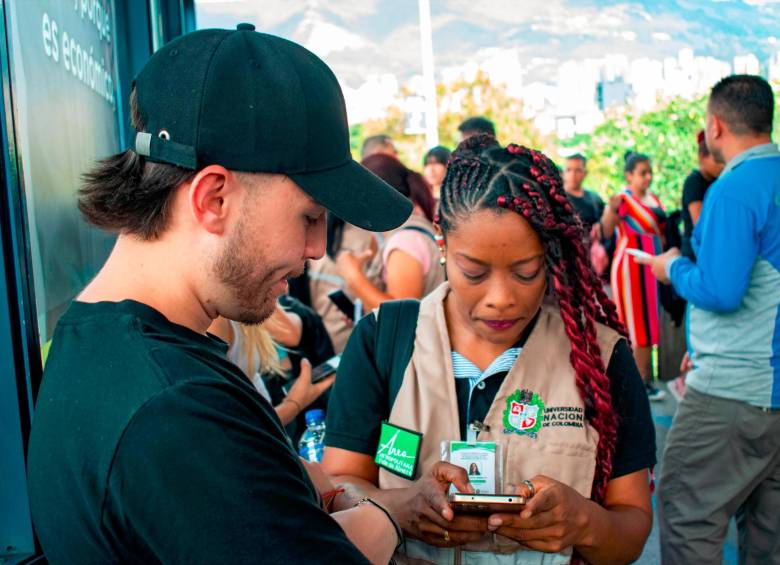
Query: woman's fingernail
[[488, 517, 502, 527]]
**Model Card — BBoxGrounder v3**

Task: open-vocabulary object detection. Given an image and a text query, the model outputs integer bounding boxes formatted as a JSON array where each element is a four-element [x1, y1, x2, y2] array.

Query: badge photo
[[442, 439, 504, 495]]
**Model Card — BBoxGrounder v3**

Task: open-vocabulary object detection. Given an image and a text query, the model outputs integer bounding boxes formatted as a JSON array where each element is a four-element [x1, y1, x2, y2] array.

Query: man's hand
[[378, 461, 488, 548], [300, 459, 336, 496], [679, 352, 693, 376], [487, 476, 590, 554], [633, 248, 680, 284]]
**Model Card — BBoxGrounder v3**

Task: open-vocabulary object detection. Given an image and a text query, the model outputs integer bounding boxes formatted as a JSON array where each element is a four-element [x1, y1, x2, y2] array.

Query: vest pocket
[[502, 437, 597, 499]]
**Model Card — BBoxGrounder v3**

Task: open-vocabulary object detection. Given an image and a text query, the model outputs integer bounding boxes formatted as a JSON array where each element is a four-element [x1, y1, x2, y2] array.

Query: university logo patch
[[503, 389, 545, 438]]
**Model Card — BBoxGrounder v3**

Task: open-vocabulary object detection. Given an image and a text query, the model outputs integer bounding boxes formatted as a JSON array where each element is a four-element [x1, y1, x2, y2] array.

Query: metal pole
[[418, 0, 439, 148], [148, 0, 163, 52]]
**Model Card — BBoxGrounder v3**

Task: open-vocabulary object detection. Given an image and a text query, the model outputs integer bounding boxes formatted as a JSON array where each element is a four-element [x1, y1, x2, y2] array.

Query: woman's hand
[[378, 461, 488, 548], [285, 359, 334, 413], [608, 194, 622, 214], [487, 476, 589, 553], [336, 249, 374, 286]]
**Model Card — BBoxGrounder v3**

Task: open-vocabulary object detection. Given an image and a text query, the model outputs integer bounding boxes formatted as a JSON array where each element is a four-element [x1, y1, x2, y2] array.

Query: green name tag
[[374, 421, 422, 480]]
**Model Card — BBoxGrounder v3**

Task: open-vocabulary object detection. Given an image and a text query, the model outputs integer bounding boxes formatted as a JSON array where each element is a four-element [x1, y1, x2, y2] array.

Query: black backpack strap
[[375, 299, 421, 412], [399, 225, 436, 243]]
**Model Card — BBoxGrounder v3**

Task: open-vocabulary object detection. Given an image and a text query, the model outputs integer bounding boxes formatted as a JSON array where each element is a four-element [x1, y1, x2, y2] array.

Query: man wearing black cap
[[27, 25, 474, 564]]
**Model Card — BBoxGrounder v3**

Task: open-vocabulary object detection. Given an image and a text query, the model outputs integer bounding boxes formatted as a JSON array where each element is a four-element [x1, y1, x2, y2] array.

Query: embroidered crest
[[503, 389, 545, 438]]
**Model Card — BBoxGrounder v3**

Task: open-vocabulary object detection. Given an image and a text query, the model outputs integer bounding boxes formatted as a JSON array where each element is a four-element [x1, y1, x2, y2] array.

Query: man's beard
[[711, 145, 726, 165], [214, 217, 282, 325]]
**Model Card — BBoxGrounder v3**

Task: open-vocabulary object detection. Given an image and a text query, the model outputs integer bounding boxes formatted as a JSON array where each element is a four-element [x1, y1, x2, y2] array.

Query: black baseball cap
[[132, 23, 411, 232]]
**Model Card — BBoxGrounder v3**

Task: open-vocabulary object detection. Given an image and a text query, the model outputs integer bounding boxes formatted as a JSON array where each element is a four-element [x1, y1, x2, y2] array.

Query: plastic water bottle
[[298, 409, 326, 462]]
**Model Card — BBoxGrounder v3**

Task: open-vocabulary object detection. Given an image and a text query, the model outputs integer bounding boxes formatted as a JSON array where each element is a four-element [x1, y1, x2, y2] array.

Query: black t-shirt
[[567, 189, 605, 230], [27, 300, 369, 565], [681, 169, 712, 260], [326, 312, 656, 481]]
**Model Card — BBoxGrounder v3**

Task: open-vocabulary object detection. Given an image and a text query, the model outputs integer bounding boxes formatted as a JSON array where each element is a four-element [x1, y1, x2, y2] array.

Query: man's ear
[[187, 165, 243, 235], [711, 114, 726, 140]]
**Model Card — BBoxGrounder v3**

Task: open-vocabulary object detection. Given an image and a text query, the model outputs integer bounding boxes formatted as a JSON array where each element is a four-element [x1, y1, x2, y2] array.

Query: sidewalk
[[636, 386, 739, 565]]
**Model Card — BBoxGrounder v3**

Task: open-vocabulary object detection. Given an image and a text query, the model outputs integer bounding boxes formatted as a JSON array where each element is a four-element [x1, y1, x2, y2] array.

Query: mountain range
[[196, 0, 780, 119]]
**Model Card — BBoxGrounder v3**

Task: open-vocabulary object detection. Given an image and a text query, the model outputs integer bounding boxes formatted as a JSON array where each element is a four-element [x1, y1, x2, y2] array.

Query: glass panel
[[7, 0, 120, 344], [1, 1, 120, 560]]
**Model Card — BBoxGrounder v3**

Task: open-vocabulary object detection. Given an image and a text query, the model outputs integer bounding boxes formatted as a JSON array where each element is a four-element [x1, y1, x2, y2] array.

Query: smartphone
[[625, 248, 654, 261], [448, 493, 526, 514], [328, 290, 355, 321], [310, 355, 340, 384]]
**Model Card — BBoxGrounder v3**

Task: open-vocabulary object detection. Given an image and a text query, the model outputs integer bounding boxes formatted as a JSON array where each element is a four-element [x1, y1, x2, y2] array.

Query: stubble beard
[[214, 216, 279, 325]]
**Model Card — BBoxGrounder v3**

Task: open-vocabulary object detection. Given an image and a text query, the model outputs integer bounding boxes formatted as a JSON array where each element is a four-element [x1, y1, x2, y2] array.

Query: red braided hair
[[437, 135, 628, 504]]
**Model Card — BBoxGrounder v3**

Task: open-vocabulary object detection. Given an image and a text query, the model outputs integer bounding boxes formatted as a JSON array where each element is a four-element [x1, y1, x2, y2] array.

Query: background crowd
[[25, 23, 779, 565]]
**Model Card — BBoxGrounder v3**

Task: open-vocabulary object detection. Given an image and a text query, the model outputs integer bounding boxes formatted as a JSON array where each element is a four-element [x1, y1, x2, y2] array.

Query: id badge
[[442, 440, 501, 494], [374, 421, 422, 480]]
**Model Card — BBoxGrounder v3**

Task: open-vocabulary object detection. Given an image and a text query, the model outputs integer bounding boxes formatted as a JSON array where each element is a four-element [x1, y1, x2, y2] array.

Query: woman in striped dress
[[599, 152, 667, 401]]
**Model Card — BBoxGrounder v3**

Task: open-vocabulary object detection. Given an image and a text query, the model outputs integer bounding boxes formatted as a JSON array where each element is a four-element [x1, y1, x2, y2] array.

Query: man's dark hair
[[360, 134, 394, 158], [696, 130, 710, 158], [709, 74, 774, 136], [567, 153, 587, 166], [78, 88, 196, 239], [458, 116, 496, 137]]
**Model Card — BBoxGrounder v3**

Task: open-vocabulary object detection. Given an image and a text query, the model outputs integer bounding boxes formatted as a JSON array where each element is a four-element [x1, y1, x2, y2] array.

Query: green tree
[[558, 82, 780, 210], [359, 71, 546, 170], [436, 71, 547, 152], [558, 96, 708, 210]]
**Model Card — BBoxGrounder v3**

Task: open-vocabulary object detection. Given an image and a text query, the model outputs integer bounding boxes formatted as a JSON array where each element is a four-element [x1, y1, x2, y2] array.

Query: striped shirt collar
[[452, 347, 521, 384], [450, 310, 541, 386]]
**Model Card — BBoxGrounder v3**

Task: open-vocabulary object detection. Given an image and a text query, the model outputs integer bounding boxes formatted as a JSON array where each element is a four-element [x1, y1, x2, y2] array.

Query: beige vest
[[379, 284, 620, 564], [308, 225, 375, 353]]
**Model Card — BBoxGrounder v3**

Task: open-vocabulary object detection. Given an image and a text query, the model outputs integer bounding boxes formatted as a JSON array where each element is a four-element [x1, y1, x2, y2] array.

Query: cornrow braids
[[437, 134, 628, 506]]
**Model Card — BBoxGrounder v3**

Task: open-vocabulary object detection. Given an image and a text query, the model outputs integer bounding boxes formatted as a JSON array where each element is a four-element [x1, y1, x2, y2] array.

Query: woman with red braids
[[322, 136, 655, 564]]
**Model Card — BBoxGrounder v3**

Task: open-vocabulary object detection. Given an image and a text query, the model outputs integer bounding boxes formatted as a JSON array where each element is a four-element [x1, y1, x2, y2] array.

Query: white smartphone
[[626, 248, 654, 261]]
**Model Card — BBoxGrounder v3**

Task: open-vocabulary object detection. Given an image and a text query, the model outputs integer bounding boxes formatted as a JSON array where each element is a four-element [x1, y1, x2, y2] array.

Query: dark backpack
[[374, 299, 421, 411]]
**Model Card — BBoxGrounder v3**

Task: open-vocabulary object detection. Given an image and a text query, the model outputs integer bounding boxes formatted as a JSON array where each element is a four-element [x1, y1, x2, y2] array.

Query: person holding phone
[[336, 154, 445, 312], [308, 214, 377, 353], [323, 136, 656, 564], [208, 300, 334, 428], [597, 152, 667, 402]]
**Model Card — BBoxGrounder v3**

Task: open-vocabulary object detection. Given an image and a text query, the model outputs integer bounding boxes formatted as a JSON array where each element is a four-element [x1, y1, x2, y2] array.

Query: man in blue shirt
[[640, 75, 780, 564]]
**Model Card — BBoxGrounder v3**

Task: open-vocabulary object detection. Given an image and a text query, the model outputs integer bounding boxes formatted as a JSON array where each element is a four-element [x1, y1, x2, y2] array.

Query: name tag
[[375, 421, 422, 480], [447, 441, 498, 494]]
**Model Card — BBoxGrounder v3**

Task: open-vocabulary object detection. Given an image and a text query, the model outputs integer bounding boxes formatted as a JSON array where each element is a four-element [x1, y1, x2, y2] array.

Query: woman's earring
[[435, 233, 447, 266]]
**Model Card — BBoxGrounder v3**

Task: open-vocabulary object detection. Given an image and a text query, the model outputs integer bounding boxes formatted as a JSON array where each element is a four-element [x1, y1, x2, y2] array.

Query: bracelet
[[355, 497, 404, 551], [282, 397, 302, 412], [321, 488, 345, 512]]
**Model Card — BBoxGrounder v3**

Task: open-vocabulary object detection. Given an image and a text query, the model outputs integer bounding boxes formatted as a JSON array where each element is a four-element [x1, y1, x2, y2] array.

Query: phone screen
[[626, 248, 653, 260], [311, 355, 341, 384]]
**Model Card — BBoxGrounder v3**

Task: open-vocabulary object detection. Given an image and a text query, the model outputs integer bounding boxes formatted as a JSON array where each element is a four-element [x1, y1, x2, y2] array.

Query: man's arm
[[107, 380, 382, 564], [668, 195, 758, 312]]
